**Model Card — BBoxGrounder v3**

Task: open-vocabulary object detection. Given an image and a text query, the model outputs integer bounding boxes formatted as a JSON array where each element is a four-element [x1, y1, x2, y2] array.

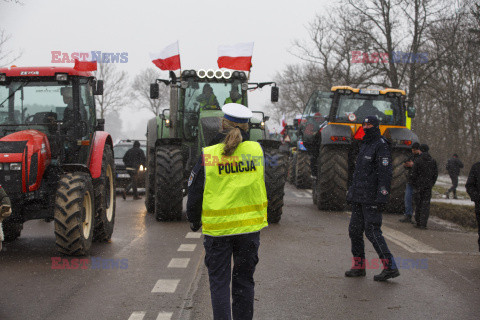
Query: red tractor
[[0, 66, 116, 255]]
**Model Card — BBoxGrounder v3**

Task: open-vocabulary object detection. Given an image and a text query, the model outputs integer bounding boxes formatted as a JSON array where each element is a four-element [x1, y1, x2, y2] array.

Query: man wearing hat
[[399, 142, 421, 223], [345, 115, 400, 281], [187, 103, 268, 319], [445, 153, 464, 199], [411, 144, 438, 229]]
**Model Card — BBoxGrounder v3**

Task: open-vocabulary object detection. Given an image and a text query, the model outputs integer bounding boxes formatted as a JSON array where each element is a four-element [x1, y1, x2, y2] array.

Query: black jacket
[[122, 146, 146, 170], [186, 131, 251, 224], [405, 153, 420, 184], [466, 162, 480, 203], [446, 157, 464, 177], [347, 127, 392, 204], [411, 152, 438, 190]]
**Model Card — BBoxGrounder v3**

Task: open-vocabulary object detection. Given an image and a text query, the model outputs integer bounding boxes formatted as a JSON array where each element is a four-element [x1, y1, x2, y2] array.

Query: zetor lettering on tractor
[[298, 86, 418, 213], [146, 69, 287, 223], [0, 66, 115, 255]]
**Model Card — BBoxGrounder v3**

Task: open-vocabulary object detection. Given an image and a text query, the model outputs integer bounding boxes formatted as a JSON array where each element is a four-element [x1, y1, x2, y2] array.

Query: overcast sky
[[1, 0, 332, 139]]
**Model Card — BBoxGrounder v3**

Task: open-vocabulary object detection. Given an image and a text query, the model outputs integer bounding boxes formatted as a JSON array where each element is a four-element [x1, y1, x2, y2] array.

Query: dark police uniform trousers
[[186, 131, 261, 320]]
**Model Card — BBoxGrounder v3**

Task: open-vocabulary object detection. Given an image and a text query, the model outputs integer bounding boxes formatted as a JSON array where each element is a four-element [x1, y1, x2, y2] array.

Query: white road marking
[[128, 311, 146, 320], [383, 226, 442, 254], [178, 244, 197, 252], [156, 312, 173, 320], [152, 279, 180, 293], [186, 232, 202, 238], [292, 191, 311, 198], [168, 258, 190, 268]]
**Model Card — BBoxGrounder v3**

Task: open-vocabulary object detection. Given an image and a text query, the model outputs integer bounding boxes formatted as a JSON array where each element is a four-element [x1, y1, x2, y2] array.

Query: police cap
[[222, 103, 253, 124]]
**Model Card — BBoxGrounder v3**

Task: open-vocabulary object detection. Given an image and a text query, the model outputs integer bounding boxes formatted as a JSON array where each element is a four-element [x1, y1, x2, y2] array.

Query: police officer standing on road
[[122, 140, 146, 200], [399, 142, 420, 223], [465, 160, 480, 252], [445, 153, 464, 199], [411, 144, 438, 229], [187, 103, 267, 320], [345, 116, 400, 281]]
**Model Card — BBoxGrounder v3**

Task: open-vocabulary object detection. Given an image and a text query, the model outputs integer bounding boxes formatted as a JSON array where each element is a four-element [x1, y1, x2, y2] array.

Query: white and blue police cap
[[222, 103, 253, 124]]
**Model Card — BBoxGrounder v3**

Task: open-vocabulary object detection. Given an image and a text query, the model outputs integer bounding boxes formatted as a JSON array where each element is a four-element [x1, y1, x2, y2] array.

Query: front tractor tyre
[[264, 148, 287, 224], [145, 148, 156, 214], [385, 149, 409, 214], [93, 146, 116, 242], [54, 173, 95, 256], [294, 151, 312, 189], [154, 145, 183, 221]]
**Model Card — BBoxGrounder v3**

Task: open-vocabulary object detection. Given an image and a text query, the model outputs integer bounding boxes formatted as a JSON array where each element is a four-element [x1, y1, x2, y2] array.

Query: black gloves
[[190, 222, 201, 232]]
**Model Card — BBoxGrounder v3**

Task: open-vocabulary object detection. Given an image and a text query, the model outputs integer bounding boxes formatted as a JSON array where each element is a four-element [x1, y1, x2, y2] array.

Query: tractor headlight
[[165, 119, 171, 127], [10, 163, 22, 170], [0, 73, 6, 83], [261, 121, 265, 130], [0, 163, 3, 170], [55, 73, 68, 82], [139, 165, 145, 171], [206, 69, 215, 79]]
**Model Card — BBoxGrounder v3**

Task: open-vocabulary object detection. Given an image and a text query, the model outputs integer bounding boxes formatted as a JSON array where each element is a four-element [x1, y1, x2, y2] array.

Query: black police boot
[[399, 215, 412, 223], [453, 190, 458, 199], [373, 268, 400, 281], [345, 268, 366, 277], [445, 191, 449, 199]]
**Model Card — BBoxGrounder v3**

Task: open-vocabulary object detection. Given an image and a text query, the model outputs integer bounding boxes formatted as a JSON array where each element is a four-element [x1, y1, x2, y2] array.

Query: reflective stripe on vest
[[202, 141, 268, 236], [224, 97, 242, 104]]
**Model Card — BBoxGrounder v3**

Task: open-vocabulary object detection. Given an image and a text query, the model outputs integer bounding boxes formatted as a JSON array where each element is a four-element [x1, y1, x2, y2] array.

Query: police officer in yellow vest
[[187, 103, 267, 320], [224, 86, 242, 105]]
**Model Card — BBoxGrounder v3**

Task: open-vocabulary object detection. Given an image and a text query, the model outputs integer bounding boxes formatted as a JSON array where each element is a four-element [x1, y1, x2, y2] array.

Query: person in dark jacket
[[465, 161, 480, 252], [122, 140, 146, 200], [411, 144, 438, 229], [399, 142, 420, 223], [345, 115, 399, 281], [445, 154, 464, 199]]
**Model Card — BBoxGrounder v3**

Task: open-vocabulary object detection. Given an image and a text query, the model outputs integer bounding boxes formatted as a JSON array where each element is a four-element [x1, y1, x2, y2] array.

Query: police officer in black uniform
[[345, 115, 400, 281], [122, 141, 146, 200], [466, 160, 480, 252]]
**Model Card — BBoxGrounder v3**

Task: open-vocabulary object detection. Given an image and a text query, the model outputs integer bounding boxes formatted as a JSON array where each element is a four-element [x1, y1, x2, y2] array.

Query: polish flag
[[217, 42, 254, 71], [74, 52, 97, 71], [280, 114, 287, 135], [150, 41, 181, 71]]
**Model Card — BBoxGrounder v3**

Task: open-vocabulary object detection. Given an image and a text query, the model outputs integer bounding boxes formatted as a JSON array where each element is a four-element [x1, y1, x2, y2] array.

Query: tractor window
[[183, 82, 243, 113], [336, 94, 401, 125], [300, 91, 332, 137], [79, 82, 96, 133]]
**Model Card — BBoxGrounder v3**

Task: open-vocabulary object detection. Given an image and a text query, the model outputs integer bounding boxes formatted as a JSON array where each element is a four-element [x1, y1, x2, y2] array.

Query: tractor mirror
[[264, 116, 270, 122], [150, 83, 160, 99], [96, 118, 105, 131], [271, 86, 279, 102], [407, 106, 416, 118], [94, 80, 104, 95]]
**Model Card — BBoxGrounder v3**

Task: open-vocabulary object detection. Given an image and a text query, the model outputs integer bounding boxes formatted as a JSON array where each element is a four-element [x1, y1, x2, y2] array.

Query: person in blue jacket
[[345, 115, 400, 281]]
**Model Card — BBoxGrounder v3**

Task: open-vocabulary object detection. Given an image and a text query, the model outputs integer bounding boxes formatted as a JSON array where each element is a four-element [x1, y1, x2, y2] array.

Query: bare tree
[[0, 29, 22, 67], [93, 63, 128, 119], [131, 68, 169, 116]]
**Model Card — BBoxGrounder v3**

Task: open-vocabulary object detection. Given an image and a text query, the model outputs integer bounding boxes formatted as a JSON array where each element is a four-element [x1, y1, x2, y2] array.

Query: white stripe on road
[[186, 232, 202, 238], [383, 226, 442, 254], [167, 258, 190, 268], [292, 191, 311, 198], [152, 279, 180, 293], [128, 311, 146, 320], [156, 312, 173, 320], [178, 244, 197, 252]]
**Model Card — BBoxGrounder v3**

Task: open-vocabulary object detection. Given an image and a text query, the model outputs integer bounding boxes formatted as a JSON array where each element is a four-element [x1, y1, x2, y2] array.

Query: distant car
[[113, 140, 147, 189]]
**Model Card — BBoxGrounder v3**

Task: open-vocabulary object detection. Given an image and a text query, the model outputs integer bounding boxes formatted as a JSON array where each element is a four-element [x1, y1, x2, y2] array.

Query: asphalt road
[[1, 185, 479, 320]]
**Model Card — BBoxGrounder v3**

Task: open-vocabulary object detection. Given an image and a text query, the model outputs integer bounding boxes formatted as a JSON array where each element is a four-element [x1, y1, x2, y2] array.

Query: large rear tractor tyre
[[315, 145, 349, 211], [265, 148, 287, 224], [2, 219, 22, 242], [287, 153, 297, 184], [294, 151, 312, 189], [54, 173, 95, 255], [154, 146, 183, 221], [93, 146, 116, 242], [385, 149, 409, 214], [145, 148, 156, 214]]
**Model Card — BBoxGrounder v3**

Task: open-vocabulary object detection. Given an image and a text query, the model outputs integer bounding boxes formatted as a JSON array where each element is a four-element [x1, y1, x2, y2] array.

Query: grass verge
[[430, 202, 477, 230]]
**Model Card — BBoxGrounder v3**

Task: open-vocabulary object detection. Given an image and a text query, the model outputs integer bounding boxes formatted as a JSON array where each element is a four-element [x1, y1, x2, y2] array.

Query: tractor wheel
[[54, 173, 95, 256], [145, 148, 156, 214], [93, 146, 116, 242], [264, 148, 287, 224], [385, 149, 409, 214], [315, 145, 349, 211], [287, 153, 296, 184], [2, 219, 22, 242], [294, 151, 312, 189], [154, 145, 183, 221]]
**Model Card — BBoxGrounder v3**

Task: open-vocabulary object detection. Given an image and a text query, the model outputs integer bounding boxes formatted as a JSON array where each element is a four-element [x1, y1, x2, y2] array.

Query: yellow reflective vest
[[202, 141, 268, 236]]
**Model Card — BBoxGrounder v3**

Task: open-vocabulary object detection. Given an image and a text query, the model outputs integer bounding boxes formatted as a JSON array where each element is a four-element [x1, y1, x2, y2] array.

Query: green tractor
[[146, 69, 287, 223]]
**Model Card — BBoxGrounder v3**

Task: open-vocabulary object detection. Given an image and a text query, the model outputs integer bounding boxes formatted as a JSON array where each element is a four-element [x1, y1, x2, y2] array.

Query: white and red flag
[[217, 42, 254, 71], [74, 52, 97, 71], [280, 114, 287, 135], [150, 41, 181, 71]]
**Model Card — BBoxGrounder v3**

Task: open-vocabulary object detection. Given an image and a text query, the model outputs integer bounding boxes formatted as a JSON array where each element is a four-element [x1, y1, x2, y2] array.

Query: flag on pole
[[217, 42, 254, 71], [150, 41, 181, 71], [280, 114, 287, 135], [73, 52, 97, 71]]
